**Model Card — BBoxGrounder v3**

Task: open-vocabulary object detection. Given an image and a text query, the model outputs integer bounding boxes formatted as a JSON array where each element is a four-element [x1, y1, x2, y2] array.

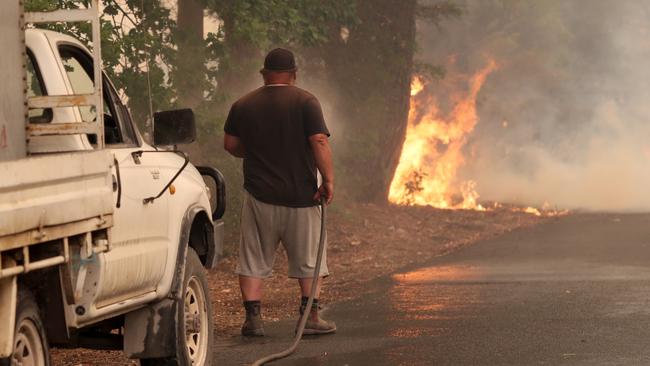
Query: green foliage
[[26, 0, 177, 125], [24, 0, 357, 124], [202, 0, 358, 107], [417, 1, 462, 27], [208, 0, 356, 49]]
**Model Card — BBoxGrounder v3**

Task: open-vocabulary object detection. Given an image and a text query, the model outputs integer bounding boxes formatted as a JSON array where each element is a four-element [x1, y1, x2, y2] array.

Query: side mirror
[[153, 108, 196, 146]]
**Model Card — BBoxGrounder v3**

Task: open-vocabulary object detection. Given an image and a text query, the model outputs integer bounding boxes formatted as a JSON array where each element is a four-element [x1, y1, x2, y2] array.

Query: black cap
[[261, 48, 297, 73]]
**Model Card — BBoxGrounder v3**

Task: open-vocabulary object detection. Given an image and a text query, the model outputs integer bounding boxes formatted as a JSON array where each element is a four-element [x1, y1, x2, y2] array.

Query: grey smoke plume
[[418, 0, 650, 211]]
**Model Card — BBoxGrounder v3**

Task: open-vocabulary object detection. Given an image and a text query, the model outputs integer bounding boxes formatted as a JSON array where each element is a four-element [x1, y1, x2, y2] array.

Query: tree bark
[[176, 0, 204, 108], [321, 0, 417, 203], [218, 9, 262, 103]]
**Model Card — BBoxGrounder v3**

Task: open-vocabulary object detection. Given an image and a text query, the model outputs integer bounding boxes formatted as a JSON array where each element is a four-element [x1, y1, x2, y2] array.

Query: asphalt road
[[215, 213, 650, 365]]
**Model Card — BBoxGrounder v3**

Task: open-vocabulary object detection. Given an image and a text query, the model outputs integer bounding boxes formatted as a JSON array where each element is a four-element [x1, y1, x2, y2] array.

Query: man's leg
[[240, 275, 264, 300], [298, 276, 322, 322], [285, 205, 335, 334], [296, 276, 336, 334], [237, 192, 280, 337], [239, 276, 265, 337], [298, 276, 322, 298]]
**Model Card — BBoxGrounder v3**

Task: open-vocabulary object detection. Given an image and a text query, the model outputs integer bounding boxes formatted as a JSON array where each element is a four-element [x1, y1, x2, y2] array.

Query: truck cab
[[1, 5, 224, 366]]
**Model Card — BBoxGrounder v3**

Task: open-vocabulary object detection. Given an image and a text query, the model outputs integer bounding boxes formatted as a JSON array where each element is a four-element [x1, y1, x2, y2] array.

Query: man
[[223, 48, 336, 337]]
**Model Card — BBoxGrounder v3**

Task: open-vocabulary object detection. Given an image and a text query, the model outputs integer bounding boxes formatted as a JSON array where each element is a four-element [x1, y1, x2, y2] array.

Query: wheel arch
[[0, 277, 52, 365], [122, 205, 214, 360], [18, 265, 69, 347], [1, 253, 70, 361], [188, 210, 215, 268]]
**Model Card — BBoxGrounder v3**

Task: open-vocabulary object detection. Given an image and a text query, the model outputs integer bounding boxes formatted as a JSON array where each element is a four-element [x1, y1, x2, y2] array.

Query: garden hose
[[250, 198, 328, 366]]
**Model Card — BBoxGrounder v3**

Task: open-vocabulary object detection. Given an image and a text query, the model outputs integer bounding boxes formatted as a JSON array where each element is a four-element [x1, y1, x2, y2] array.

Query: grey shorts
[[236, 190, 329, 278]]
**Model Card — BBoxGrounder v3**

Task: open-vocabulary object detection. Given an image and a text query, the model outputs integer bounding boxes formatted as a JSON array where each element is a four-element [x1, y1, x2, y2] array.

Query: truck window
[[58, 46, 137, 146], [26, 49, 52, 124], [59, 50, 96, 123]]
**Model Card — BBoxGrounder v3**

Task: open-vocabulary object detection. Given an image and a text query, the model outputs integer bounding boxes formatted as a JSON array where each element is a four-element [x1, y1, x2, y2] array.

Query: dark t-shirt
[[224, 85, 330, 207]]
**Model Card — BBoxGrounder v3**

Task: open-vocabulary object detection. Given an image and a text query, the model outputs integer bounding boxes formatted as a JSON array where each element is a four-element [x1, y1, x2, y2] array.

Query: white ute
[[0, 2, 225, 366]]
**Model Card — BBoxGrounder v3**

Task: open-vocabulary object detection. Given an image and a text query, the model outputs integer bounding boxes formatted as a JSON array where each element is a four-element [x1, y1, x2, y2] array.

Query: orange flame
[[389, 60, 497, 209]]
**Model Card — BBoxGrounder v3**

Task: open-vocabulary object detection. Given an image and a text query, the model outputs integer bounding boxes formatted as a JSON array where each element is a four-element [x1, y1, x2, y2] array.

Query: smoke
[[417, 0, 650, 211]]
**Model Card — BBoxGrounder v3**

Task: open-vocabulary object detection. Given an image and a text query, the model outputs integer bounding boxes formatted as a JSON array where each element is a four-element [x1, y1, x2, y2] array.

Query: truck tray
[[0, 150, 114, 250]]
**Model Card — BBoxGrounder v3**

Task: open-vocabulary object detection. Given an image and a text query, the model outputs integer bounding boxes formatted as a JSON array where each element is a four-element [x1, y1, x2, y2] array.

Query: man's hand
[[313, 180, 334, 205]]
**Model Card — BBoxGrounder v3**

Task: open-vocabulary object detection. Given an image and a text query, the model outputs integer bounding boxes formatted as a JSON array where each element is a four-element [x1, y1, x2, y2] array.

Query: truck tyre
[[140, 248, 213, 366], [12, 289, 50, 366]]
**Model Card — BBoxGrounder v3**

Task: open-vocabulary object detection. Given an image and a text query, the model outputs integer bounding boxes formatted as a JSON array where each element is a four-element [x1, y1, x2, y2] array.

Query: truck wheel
[[141, 248, 213, 366], [12, 289, 50, 366]]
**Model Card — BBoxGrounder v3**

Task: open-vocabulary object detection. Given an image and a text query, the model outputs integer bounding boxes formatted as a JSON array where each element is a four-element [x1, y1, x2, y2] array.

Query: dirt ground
[[51, 203, 548, 365]]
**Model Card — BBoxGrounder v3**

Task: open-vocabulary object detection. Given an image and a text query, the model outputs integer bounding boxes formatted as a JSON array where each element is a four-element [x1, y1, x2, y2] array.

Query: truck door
[[56, 45, 171, 308]]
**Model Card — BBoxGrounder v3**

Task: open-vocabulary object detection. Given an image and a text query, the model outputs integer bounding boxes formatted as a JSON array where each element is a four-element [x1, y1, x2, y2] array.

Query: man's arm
[[309, 133, 334, 204], [224, 133, 245, 158]]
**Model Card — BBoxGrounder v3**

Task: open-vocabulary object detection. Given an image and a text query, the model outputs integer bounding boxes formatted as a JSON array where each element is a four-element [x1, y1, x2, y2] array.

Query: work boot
[[297, 298, 337, 335], [241, 300, 264, 337]]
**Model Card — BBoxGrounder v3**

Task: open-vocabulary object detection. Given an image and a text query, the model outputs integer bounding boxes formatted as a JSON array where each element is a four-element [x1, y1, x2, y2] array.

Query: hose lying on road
[[250, 198, 327, 366]]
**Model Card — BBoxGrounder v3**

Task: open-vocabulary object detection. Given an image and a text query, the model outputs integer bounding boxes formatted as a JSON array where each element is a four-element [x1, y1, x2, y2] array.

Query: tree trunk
[[322, 0, 416, 203], [218, 10, 262, 103], [176, 0, 204, 108]]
